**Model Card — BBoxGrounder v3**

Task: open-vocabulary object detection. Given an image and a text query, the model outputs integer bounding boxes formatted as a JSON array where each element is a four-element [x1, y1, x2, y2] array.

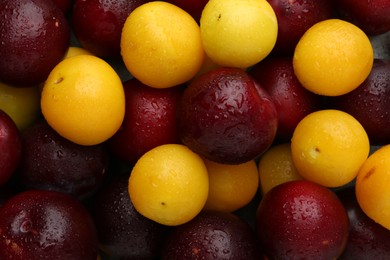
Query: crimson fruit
[[72, 0, 150, 57], [0, 110, 22, 186], [249, 57, 323, 142], [267, 0, 334, 55], [337, 186, 390, 259], [335, 0, 390, 35], [180, 67, 278, 164], [17, 120, 109, 199], [0, 0, 70, 86], [92, 174, 169, 259], [330, 59, 390, 145], [109, 78, 183, 165], [161, 210, 263, 259], [0, 189, 98, 259], [256, 180, 349, 259], [165, 0, 209, 22]]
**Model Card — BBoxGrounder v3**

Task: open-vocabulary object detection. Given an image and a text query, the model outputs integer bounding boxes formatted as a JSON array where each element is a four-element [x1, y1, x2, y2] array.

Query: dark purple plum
[[335, 0, 390, 35], [0, 0, 70, 86], [267, 0, 334, 55], [180, 67, 278, 164], [329, 59, 390, 145], [161, 210, 263, 260], [92, 173, 170, 259], [256, 180, 349, 259], [72, 0, 150, 58], [0, 189, 98, 259], [17, 119, 109, 199], [337, 186, 390, 260], [109, 78, 183, 165], [0, 110, 22, 186], [249, 57, 323, 142]]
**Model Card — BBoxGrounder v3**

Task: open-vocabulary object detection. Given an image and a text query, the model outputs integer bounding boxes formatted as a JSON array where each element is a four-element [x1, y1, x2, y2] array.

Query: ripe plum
[[0, 0, 70, 86], [267, 0, 334, 55], [92, 174, 169, 259], [335, 0, 390, 35], [249, 57, 323, 142], [180, 67, 278, 164], [0, 110, 22, 186], [0, 189, 98, 259], [161, 210, 263, 259], [109, 78, 183, 165], [17, 120, 109, 199], [72, 0, 150, 57], [256, 180, 349, 259], [330, 59, 390, 145], [337, 186, 390, 259]]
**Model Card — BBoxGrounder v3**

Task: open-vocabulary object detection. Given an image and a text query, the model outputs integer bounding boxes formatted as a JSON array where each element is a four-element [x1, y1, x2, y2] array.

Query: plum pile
[[0, 0, 390, 259]]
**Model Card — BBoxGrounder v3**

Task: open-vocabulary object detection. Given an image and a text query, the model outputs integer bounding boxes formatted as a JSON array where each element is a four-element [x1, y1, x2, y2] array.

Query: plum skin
[[0, 0, 70, 86], [0, 189, 99, 260], [256, 180, 349, 259], [180, 67, 278, 165]]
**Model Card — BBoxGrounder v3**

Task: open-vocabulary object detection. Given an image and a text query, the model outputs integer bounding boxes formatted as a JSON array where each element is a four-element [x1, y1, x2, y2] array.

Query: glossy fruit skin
[[330, 59, 390, 145], [0, 0, 70, 86], [0, 110, 22, 186], [256, 180, 349, 259], [109, 78, 183, 165], [0, 189, 98, 260], [267, 0, 334, 55], [72, 0, 149, 57], [161, 210, 263, 260], [249, 57, 323, 142], [180, 67, 278, 164], [92, 174, 169, 259], [17, 120, 109, 199], [335, 0, 390, 35], [337, 186, 390, 260]]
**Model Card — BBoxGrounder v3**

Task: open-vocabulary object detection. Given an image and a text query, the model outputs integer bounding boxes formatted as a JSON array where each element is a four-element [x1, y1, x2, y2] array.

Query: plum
[[267, 0, 334, 55], [0, 0, 70, 86], [249, 57, 323, 142], [180, 67, 278, 164], [0, 189, 98, 259], [256, 180, 349, 259], [335, 0, 390, 35], [329, 59, 390, 145], [0, 110, 22, 186], [51, 0, 74, 13], [72, 0, 150, 57], [109, 78, 183, 165], [160, 210, 263, 259], [17, 119, 109, 199], [337, 186, 390, 259], [92, 173, 170, 259]]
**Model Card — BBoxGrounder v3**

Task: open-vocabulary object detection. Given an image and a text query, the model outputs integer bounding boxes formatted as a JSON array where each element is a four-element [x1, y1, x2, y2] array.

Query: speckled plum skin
[[161, 210, 263, 260], [17, 120, 109, 199], [337, 187, 390, 259], [0, 0, 70, 86], [92, 174, 169, 259], [330, 59, 390, 145], [180, 67, 278, 165], [0, 190, 98, 260], [256, 180, 349, 259]]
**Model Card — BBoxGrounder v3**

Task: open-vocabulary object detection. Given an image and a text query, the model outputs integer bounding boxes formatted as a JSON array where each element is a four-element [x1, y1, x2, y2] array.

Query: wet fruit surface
[[256, 180, 349, 259], [17, 120, 109, 199], [180, 67, 278, 164], [0, 0, 70, 86], [0, 189, 98, 260], [161, 210, 263, 259]]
